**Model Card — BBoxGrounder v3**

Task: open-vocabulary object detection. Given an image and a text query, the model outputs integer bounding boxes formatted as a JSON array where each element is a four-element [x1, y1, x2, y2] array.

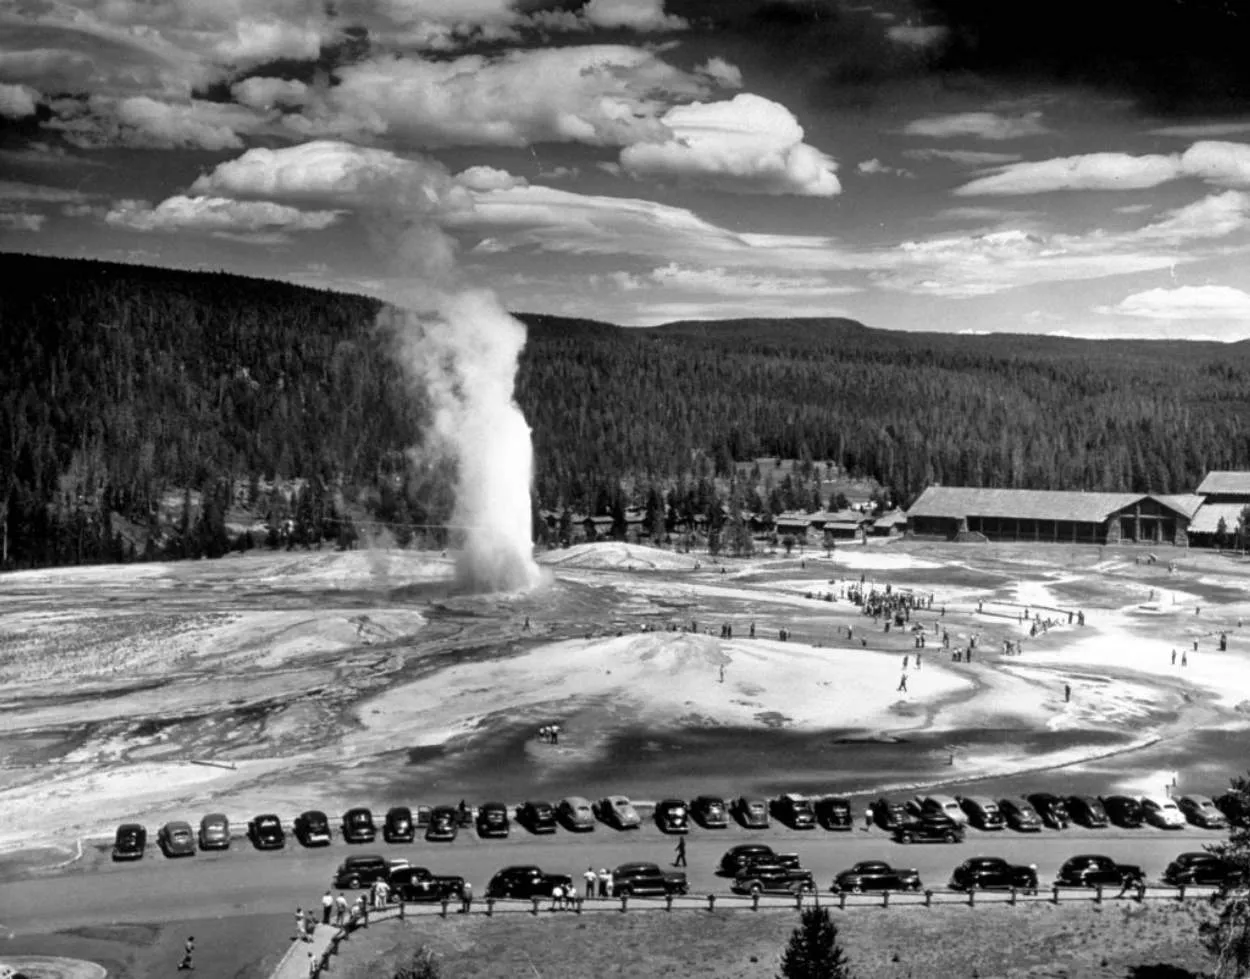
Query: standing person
[[1182, 650, 1188, 667], [903, 655, 909, 670], [304, 911, 317, 942], [551, 882, 564, 911], [335, 893, 348, 927], [1171, 649, 1177, 665], [674, 836, 687, 867], [1064, 683, 1071, 703], [916, 652, 922, 670], [321, 890, 334, 924], [598, 868, 610, 898], [294, 908, 305, 943], [584, 866, 597, 899], [177, 936, 195, 971], [460, 880, 473, 913], [308, 953, 317, 979], [864, 805, 873, 831]]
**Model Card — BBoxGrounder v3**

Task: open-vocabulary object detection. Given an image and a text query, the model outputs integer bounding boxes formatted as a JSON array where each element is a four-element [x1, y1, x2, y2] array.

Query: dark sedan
[[247, 814, 285, 850], [486, 865, 574, 899], [426, 806, 459, 841], [691, 795, 730, 829], [815, 796, 853, 831], [833, 861, 922, 893], [1026, 793, 1071, 830], [517, 800, 557, 834], [732, 863, 815, 896], [949, 857, 1038, 893], [1101, 795, 1145, 829], [295, 810, 332, 847], [1066, 795, 1110, 829], [112, 823, 147, 861], [383, 806, 415, 843], [613, 862, 688, 897], [1055, 855, 1144, 889], [997, 798, 1043, 833], [1162, 852, 1244, 887], [476, 802, 511, 839], [893, 813, 964, 844], [871, 798, 911, 832], [1177, 795, 1228, 830], [956, 796, 1005, 831], [655, 799, 689, 834], [342, 807, 376, 844], [718, 844, 780, 876], [772, 794, 817, 829]]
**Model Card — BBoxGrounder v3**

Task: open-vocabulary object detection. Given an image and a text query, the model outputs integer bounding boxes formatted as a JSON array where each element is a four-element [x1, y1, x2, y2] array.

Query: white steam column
[[387, 289, 542, 593]]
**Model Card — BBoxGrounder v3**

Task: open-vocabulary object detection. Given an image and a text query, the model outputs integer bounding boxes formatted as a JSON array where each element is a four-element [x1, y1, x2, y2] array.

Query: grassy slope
[[332, 902, 1214, 979]]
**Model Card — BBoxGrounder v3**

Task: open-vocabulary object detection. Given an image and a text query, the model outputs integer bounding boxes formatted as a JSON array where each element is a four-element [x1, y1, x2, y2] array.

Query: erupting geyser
[[385, 289, 542, 593]]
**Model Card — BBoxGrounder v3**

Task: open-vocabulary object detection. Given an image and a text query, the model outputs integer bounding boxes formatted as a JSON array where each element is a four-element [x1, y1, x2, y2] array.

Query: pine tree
[[1200, 772, 1250, 977], [778, 906, 854, 979]]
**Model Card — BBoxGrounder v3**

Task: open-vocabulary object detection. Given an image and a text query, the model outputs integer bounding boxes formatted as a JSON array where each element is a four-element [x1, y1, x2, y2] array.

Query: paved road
[[6, 821, 1227, 936]]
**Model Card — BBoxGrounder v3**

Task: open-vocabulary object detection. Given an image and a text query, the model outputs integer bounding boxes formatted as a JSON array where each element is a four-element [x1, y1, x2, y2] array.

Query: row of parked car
[[110, 788, 1239, 861]]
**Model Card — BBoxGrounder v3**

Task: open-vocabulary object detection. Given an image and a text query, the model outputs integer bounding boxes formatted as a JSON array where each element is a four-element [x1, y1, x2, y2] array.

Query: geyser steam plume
[[383, 291, 542, 593]]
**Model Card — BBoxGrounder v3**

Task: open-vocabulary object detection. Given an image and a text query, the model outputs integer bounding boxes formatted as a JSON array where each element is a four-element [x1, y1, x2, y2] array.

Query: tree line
[[3, 253, 1250, 569]]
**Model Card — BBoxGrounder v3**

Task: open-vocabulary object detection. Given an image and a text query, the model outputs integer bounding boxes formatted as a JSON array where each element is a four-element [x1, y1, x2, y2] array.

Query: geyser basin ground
[[1, 541, 1249, 851]]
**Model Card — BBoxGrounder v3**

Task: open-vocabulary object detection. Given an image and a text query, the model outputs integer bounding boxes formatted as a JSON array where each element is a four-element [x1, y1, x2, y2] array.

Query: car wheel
[[899, 832, 913, 844], [750, 884, 762, 897], [800, 881, 814, 893], [852, 882, 864, 894], [349, 876, 360, 889], [944, 831, 957, 843], [618, 887, 631, 897]]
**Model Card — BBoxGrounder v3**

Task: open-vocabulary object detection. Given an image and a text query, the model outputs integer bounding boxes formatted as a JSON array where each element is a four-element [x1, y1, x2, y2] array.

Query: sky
[[4, 0, 1250, 339]]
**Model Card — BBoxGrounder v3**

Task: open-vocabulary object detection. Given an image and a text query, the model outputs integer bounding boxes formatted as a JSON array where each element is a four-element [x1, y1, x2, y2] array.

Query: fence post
[[1052, 885, 1061, 905], [620, 894, 629, 913], [839, 891, 847, 910], [707, 894, 716, 912], [486, 898, 495, 917], [883, 890, 891, 908], [795, 891, 805, 911], [968, 888, 975, 907], [531, 897, 540, 916], [665, 894, 674, 912], [1136, 883, 1146, 904], [440, 898, 449, 918], [752, 892, 760, 911], [1095, 885, 1103, 905], [1178, 885, 1186, 902], [398, 901, 405, 920], [575, 897, 583, 915], [1009, 887, 1017, 906], [924, 889, 933, 908]]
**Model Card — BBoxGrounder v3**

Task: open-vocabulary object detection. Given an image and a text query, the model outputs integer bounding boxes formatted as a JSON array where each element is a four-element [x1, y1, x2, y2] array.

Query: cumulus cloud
[[580, 0, 687, 31], [45, 95, 264, 150], [619, 93, 841, 197], [0, 82, 40, 118], [954, 141, 1250, 195], [857, 158, 912, 178], [210, 19, 324, 68], [696, 57, 743, 89], [191, 140, 471, 214], [230, 77, 308, 110], [104, 195, 341, 235], [886, 24, 949, 48], [0, 212, 45, 231], [455, 165, 528, 192], [902, 111, 1049, 140], [286, 45, 711, 147], [1097, 285, 1250, 321]]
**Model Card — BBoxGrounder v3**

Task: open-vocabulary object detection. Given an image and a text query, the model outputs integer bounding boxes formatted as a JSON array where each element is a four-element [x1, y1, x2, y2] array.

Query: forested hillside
[[3, 253, 1250, 569]]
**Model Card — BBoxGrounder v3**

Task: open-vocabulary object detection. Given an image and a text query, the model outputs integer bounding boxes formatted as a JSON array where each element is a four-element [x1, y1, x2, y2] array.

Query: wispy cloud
[[902, 111, 1049, 140]]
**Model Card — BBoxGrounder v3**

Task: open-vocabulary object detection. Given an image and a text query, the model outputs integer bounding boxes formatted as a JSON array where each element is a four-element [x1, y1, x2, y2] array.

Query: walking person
[[584, 866, 598, 899], [673, 836, 687, 867], [321, 890, 334, 924], [897, 673, 908, 693], [335, 893, 348, 927], [177, 936, 195, 971]]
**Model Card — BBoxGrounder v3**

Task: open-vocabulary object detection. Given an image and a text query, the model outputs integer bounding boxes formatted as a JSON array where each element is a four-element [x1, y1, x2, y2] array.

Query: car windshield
[[173, 829, 191, 840], [349, 812, 370, 823]]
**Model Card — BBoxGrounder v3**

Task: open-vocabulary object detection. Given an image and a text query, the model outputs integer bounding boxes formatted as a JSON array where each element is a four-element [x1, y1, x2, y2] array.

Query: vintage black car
[[871, 798, 911, 831], [655, 799, 690, 834], [426, 806, 459, 842], [691, 795, 730, 829], [517, 800, 558, 834], [612, 862, 687, 897], [476, 801, 511, 838], [997, 798, 1043, 832], [383, 806, 415, 843], [1216, 793, 1250, 828], [833, 861, 922, 893], [1162, 852, 1244, 888], [1066, 795, 1110, 829], [295, 810, 332, 847], [1026, 793, 1071, 829], [718, 844, 781, 876], [486, 865, 575, 899], [956, 796, 1005, 831], [893, 813, 964, 844], [333, 854, 389, 889], [342, 807, 376, 844], [732, 862, 815, 896], [388, 865, 467, 901], [1055, 855, 1144, 889], [1100, 795, 1145, 829], [248, 814, 285, 850], [771, 793, 817, 829], [1177, 795, 1228, 830], [815, 796, 853, 831], [730, 796, 770, 829], [198, 813, 230, 851], [594, 796, 642, 830], [949, 856, 1038, 893], [112, 823, 147, 861]]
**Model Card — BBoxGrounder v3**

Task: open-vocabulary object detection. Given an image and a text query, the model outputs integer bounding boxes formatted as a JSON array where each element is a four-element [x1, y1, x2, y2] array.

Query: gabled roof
[[907, 486, 1145, 524], [1154, 494, 1204, 519], [1189, 502, 1249, 535], [1197, 471, 1250, 496], [873, 510, 908, 527]]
